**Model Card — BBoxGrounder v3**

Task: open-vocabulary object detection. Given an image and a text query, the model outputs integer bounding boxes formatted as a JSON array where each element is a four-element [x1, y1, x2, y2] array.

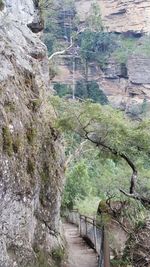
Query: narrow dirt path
[[63, 223, 98, 267]]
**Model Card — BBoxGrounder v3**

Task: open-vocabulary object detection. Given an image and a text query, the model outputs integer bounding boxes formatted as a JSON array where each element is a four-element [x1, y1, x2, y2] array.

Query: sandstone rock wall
[[99, 0, 150, 34], [0, 1, 64, 266], [75, 0, 150, 34], [53, 54, 150, 113], [53, 0, 150, 113]]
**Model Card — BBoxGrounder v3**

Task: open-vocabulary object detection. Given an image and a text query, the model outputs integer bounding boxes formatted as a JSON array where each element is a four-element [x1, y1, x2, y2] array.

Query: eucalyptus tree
[[51, 97, 150, 209]]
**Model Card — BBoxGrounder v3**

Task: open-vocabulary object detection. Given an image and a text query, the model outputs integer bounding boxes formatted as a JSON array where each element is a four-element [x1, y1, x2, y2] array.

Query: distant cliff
[[99, 0, 150, 34], [0, 1, 64, 266], [51, 0, 150, 116], [75, 0, 150, 34]]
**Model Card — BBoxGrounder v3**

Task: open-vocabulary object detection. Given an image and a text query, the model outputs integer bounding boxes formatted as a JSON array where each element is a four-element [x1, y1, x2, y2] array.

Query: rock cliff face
[[0, 1, 64, 267], [99, 0, 150, 34], [53, 53, 150, 113], [52, 0, 150, 113], [75, 0, 150, 34]]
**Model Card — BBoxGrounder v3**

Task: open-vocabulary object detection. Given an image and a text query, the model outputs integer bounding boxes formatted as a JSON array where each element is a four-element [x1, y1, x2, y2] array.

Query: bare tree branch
[[64, 140, 88, 169], [49, 29, 84, 61], [49, 42, 73, 61], [120, 189, 150, 208], [78, 128, 150, 208]]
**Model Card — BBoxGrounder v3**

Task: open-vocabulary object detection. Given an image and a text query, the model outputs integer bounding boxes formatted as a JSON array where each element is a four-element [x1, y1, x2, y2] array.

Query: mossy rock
[[4, 101, 16, 113], [27, 157, 35, 175], [12, 135, 21, 153], [28, 99, 42, 112], [26, 127, 36, 145], [40, 162, 49, 184], [97, 200, 109, 213], [2, 126, 13, 156]]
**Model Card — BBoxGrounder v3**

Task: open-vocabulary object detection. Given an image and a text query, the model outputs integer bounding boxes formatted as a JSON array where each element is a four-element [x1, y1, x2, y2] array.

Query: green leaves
[[51, 96, 150, 211], [85, 2, 103, 32], [51, 96, 150, 169], [62, 160, 92, 209], [79, 31, 116, 67]]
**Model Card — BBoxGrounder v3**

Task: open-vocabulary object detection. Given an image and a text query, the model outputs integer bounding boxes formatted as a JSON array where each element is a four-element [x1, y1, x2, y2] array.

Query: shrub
[[51, 247, 65, 267], [78, 31, 117, 68], [113, 37, 137, 64], [75, 80, 108, 104], [54, 83, 72, 97]]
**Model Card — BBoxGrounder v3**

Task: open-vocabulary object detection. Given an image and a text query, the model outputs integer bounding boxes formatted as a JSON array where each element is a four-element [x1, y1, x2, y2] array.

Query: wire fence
[[67, 209, 110, 267]]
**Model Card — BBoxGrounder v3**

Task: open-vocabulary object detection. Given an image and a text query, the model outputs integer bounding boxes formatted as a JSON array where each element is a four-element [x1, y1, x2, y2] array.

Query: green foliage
[[113, 36, 137, 64], [49, 64, 58, 80], [26, 127, 36, 145], [51, 97, 150, 157], [38, 0, 53, 16], [42, 1, 63, 54], [2, 126, 22, 156], [62, 142, 132, 213], [135, 220, 146, 230], [40, 163, 49, 184], [27, 158, 35, 175], [111, 258, 130, 267], [4, 101, 16, 113], [54, 83, 72, 97], [62, 160, 92, 209], [85, 2, 103, 32], [75, 80, 108, 104], [54, 80, 108, 104], [74, 80, 88, 99], [2, 126, 13, 156], [127, 99, 150, 119], [78, 31, 116, 68], [51, 247, 65, 267], [36, 250, 49, 267], [12, 135, 21, 153], [87, 81, 108, 104], [29, 99, 42, 112], [75, 196, 100, 216], [51, 96, 150, 210], [44, 33, 58, 56], [43, 0, 76, 55]]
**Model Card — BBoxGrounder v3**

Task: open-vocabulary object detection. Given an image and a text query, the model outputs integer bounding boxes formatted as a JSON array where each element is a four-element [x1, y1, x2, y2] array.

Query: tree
[[53, 83, 72, 97], [85, 2, 103, 32], [62, 160, 92, 209], [51, 97, 150, 209], [75, 80, 108, 104]]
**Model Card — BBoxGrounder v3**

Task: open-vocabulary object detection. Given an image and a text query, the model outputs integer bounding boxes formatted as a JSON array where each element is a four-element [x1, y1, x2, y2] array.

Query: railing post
[[79, 214, 81, 236], [103, 226, 110, 267], [93, 219, 97, 252], [99, 226, 104, 267], [85, 216, 88, 236], [67, 210, 110, 267]]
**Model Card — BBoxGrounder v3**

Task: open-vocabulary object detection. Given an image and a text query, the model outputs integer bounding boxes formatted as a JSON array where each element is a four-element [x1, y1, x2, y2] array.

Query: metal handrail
[[67, 209, 110, 267]]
